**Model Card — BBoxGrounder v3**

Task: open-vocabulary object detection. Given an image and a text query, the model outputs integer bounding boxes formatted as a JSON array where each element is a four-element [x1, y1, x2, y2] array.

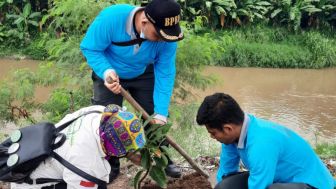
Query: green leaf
[[143, 114, 155, 128], [7, 0, 13, 3], [205, 1, 212, 11], [140, 149, 151, 169], [29, 12, 41, 19], [154, 154, 168, 168], [161, 154, 168, 166], [187, 7, 197, 15], [289, 9, 296, 20], [149, 165, 167, 188], [271, 8, 282, 18], [256, 1, 271, 6], [231, 12, 237, 19], [154, 156, 167, 168], [23, 3, 32, 18], [160, 146, 170, 156], [145, 124, 160, 138], [14, 17, 24, 25], [28, 20, 38, 26], [157, 123, 172, 136], [6, 14, 20, 19], [40, 15, 50, 25], [254, 12, 264, 19], [148, 132, 165, 143], [133, 169, 145, 189], [237, 9, 249, 16], [215, 6, 226, 15], [214, 0, 235, 7], [304, 7, 322, 13]]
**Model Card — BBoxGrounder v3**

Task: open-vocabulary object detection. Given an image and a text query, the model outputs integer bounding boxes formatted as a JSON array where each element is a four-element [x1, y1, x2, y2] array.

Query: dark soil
[[141, 172, 212, 189]]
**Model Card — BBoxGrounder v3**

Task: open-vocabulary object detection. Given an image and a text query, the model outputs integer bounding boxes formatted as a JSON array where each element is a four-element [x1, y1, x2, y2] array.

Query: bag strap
[[56, 110, 102, 133], [25, 177, 65, 185], [112, 38, 146, 46], [51, 152, 107, 189]]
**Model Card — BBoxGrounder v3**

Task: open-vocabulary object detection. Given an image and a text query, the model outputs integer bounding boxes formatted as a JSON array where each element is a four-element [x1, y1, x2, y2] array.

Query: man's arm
[[217, 144, 240, 183], [153, 42, 177, 122], [80, 9, 115, 80], [247, 140, 280, 189]]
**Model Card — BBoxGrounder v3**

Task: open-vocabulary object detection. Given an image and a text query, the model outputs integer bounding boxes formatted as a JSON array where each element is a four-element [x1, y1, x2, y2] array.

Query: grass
[[219, 42, 312, 68], [168, 121, 221, 161], [207, 24, 336, 69], [167, 103, 221, 161], [315, 143, 336, 158]]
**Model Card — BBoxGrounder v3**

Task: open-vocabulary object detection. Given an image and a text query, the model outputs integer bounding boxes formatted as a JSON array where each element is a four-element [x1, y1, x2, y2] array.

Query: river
[[1, 59, 335, 143]]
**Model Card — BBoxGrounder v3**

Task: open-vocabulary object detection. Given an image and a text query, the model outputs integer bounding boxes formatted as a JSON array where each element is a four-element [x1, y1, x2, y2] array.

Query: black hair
[[196, 93, 244, 130]]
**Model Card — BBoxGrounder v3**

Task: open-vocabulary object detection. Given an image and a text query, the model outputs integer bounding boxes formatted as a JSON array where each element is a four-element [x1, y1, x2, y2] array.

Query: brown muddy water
[[0, 59, 335, 143], [200, 67, 336, 143], [0, 58, 53, 103]]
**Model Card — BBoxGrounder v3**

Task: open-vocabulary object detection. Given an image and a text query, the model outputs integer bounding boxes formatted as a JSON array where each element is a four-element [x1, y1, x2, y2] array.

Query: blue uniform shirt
[[80, 4, 177, 117], [217, 114, 335, 189]]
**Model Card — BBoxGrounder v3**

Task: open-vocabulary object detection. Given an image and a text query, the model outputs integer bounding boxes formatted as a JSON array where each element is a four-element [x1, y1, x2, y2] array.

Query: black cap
[[144, 0, 184, 42]]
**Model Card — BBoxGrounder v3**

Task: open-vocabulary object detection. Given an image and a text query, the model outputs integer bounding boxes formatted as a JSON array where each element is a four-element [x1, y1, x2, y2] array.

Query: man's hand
[[104, 71, 121, 94], [153, 118, 166, 125]]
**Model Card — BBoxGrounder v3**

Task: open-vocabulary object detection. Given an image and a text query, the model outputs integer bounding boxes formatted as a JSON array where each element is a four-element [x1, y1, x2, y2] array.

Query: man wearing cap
[[80, 0, 183, 179], [11, 105, 145, 189]]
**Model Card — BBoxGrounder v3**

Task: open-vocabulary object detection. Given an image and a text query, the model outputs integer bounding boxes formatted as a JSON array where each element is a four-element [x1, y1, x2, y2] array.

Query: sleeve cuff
[[153, 114, 167, 123], [103, 69, 116, 81]]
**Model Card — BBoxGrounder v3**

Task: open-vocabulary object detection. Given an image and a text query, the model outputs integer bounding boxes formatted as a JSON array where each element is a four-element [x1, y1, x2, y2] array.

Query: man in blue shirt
[[80, 0, 183, 180], [196, 93, 335, 189]]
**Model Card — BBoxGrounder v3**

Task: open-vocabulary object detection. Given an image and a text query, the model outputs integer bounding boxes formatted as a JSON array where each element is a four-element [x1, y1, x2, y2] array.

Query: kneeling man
[[196, 93, 335, 189]]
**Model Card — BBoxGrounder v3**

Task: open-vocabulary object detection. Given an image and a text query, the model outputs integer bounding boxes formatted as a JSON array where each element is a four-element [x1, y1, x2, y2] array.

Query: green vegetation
[[168, 103, 220, 159], [315, 143, 336, 158], [0, 1, 335, 182], [212, 26, 336, 68], [135, 121, 172, 188], [178, 0, 336, 31]]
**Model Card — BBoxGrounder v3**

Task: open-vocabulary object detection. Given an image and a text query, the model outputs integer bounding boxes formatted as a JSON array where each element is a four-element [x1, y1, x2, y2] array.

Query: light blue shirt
[[80, 4, 177, 117], [217, 114, 335, 189]]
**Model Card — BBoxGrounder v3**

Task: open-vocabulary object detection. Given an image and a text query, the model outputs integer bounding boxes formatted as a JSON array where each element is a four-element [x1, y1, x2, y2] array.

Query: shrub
[[302, 31, 336, 68], [219, 42, 313, 68]]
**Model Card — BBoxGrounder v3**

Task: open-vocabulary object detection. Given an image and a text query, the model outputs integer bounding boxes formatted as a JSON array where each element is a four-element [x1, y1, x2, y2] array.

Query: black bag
[[0, 110, 107, 188]]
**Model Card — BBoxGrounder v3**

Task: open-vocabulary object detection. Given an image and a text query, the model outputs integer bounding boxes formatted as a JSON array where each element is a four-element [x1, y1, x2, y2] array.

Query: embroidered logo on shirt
[[80, 180, 96, 187]]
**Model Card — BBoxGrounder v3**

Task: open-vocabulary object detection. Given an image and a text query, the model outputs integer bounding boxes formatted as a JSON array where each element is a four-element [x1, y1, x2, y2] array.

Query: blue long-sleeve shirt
[[217, 114, 335, 189], [80, 4, 177, 117]]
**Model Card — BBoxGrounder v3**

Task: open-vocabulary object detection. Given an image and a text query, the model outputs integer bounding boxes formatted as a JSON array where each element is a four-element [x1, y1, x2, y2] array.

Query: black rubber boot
[[164, 152, 182, 178]]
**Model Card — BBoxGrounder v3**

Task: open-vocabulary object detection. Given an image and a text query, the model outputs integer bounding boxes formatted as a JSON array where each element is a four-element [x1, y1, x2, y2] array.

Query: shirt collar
[[237, 113, 249, 149], [126, 7, 145, 39], [126, 7, 145, 54]]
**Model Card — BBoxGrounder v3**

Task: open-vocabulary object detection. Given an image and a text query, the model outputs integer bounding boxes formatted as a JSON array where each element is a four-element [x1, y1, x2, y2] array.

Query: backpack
[[0, 110, 107, 189]]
